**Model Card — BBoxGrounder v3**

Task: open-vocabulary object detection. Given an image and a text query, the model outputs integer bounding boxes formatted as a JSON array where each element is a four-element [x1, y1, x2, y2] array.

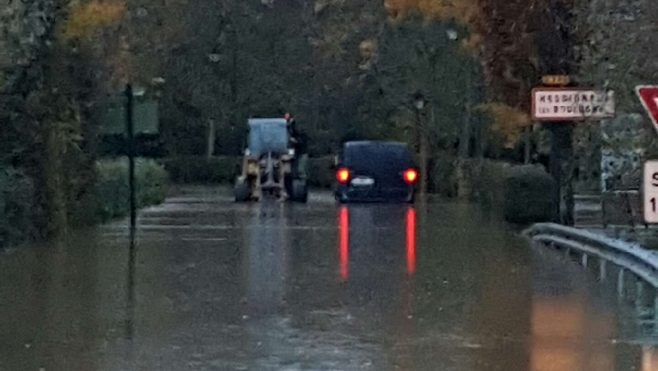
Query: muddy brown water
[[0, 186, 655, 371]]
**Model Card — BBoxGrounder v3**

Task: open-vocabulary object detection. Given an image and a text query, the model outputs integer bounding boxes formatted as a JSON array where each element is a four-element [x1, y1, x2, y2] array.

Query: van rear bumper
[[334, 186, 414, 203]]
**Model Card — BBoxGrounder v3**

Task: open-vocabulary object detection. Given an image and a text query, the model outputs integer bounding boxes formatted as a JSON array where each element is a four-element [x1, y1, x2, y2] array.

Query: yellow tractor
[[233, 118, 308, 203]]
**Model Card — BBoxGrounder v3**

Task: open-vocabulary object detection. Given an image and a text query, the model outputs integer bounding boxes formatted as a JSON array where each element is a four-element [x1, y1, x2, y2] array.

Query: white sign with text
[[531, 88, 615, 121], [644, 161, 658, 223]]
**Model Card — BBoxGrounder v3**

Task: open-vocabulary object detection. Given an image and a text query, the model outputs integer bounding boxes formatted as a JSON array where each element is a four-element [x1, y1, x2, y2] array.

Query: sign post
[[99, 85, 153, 230], [125, 84, 136, 230], [643, 161, 658, 224], [531, 85, 615, 225]]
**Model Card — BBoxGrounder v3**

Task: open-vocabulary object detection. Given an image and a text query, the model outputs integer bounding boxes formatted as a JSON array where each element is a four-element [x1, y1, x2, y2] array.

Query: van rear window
[[344, 143, 412, 169]]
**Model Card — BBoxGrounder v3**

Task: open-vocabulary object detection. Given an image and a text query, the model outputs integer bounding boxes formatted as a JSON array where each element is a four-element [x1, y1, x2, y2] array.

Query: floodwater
[[0, 186, 656, 371]]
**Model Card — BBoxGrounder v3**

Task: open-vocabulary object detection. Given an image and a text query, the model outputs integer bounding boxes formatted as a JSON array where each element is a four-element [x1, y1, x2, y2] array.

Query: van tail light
[[403, 168, 418, 184], [336, 167, 351, 183]]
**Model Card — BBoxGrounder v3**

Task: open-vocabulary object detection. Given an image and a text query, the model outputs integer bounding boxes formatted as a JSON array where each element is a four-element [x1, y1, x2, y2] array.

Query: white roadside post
[[643, 161, 658, 224]]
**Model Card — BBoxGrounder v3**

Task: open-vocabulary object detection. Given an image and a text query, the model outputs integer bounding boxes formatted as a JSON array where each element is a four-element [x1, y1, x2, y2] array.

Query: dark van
[[334, 141, 417, 203]]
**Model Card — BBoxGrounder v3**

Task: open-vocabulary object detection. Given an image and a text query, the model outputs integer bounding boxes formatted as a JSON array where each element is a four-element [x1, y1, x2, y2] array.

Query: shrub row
[[307, 156, 335, 188], [2, 158, 167, 248], [454, 160, 557, 224], [90, 158, 167, 222], [163, 156, 242, 184], [503, 165, 556, 223], [163, 155, 337, 188], [0, 167, 36, 248], [162, 154, 556, 224]]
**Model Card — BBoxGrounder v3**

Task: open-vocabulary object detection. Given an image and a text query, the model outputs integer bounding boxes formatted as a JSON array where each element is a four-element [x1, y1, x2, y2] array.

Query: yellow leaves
[[477, 103, 530, 148], [383, 0, 483, 54], [461, 32, 483, 52], [106, 34, 133, 88], [383, 0, 413, 20], [63, 0, 125, 40], [384, 0, 481, 24], [418, 0, 481, 24]]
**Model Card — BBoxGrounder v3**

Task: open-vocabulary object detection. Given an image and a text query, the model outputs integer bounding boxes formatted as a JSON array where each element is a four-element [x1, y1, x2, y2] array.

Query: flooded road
[[0, 186, 656, 371]]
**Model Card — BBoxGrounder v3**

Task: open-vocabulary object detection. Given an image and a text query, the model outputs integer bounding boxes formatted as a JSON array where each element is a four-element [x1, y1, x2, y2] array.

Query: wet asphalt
[[1, 185, 657, 371]]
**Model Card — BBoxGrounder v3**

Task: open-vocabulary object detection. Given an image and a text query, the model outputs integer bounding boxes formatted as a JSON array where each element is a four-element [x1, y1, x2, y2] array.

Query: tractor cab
[[233, 117, 308, 203]]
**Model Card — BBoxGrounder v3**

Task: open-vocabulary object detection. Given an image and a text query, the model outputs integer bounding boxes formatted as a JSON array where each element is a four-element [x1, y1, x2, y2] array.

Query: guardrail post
[[582, 253, 588, 268], [565, 247, 571, 259], [618, 269, 625, 299], [599, 259, 607, 281], [636, 280, 644, 311], [654, 296, 658, 335]]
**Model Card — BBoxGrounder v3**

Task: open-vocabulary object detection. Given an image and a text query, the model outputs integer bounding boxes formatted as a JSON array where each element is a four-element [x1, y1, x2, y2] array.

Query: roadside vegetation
[[2, 0, 631, 246], [0, 159, 166, 248]]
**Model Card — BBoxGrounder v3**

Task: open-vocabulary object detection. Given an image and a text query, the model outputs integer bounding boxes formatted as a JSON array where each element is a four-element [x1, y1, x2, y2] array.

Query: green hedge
[[307, 156, 335, 188], [99, 158, 167, 220], [1, 159, 167, 248], [0, 167, 35, 248], [503, 165, 556, 223], [74, 158, 167, 223], [455, 159, 556, 224], [430, 151, 459, 198], [163, 156, 241, 184], [163, 155, 336, 188]]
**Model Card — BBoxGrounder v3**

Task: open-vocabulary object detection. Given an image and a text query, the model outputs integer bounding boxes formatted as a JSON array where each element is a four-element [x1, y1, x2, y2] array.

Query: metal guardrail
[[525, 222, 658, 341], [524, 223, 658, 287]]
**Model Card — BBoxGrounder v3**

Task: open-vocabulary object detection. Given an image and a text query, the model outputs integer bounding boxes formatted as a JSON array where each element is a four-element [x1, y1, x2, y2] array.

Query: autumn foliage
[[384, 0, 558, 144], [62, 0, 125, 40], [477, 103, 531, 148]]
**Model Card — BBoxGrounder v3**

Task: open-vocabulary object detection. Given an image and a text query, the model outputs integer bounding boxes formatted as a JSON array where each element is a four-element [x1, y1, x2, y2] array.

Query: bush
[[307, 156, 335, 189], [0, 167, 35, 248], [454, 158, 507, 207], [85, 158, 167, 222], [503, 165, 556, 224], [163, 156, 241, 184], [430, 152, 458, 198], [163, 155, 337, 189], [456, 159, 555, 223]]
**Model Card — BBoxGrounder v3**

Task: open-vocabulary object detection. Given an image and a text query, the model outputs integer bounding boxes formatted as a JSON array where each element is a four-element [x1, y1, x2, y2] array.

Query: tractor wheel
[[233, 178, 250, 202], [290, 179, 308, 203]]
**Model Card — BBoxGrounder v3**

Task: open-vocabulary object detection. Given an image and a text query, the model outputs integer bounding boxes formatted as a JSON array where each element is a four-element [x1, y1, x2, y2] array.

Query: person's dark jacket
[[289, 121, 308, 154]]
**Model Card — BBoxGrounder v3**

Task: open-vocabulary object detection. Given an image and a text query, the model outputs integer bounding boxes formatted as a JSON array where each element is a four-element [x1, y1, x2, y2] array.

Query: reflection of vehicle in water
[[334, 141, 417, 203], [234, 117, 308, 203], [243, 204, 290, 316], [337, 204, 416, 282], [336, 204, 417, 369]]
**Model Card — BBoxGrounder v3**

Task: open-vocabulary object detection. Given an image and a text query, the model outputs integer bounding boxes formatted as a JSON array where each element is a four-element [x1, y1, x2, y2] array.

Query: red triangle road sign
[[636, 85, 658, 132]]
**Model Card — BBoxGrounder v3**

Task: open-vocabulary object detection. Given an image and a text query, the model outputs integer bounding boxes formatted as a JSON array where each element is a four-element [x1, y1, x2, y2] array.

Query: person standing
[[285, 114, 308, 180]]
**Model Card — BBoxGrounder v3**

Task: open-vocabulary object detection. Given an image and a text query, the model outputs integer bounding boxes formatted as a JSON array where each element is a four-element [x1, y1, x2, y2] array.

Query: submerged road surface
[[1, 186, 657, 371]]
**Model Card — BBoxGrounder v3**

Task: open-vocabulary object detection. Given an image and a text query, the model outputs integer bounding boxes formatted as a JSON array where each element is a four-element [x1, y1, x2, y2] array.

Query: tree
[[371, 13, 483, 190]]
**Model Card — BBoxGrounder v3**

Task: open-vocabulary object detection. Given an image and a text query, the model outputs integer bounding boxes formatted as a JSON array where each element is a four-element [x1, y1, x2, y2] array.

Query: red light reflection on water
[[338, 206, 349, 281], [406, 207, 416, 275], [338, 205, 415, 280]]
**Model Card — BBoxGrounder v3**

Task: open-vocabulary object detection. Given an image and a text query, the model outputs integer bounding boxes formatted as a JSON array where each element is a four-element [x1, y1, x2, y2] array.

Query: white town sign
[[531, 88, 615, 121]]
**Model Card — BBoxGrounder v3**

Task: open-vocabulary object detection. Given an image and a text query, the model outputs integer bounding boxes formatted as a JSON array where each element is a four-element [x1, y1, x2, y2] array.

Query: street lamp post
[[413, 93, 428, 196]]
